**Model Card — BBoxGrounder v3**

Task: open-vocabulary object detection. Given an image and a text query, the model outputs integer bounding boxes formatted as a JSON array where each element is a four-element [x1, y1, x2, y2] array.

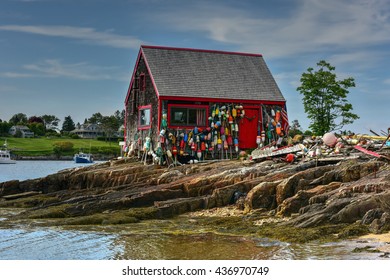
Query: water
[[0, 161, 389, 260], [0, 223, 388, 260], [0, 160, 99, 183], [0, 227, 122, 260]]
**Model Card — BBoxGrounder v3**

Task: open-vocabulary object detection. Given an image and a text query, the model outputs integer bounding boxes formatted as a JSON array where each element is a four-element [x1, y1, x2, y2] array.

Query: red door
[[238, 108, 259, 149]]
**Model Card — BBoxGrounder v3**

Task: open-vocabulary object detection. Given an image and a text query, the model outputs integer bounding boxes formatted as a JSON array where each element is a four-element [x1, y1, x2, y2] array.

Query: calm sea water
[[0, 160, 97, 183], [0, 223, 387, 260], [0, 161, 388, 260]]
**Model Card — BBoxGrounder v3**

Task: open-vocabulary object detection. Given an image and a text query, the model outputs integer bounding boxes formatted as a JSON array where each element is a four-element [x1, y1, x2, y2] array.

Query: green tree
[[62, 115, 75, 133], [28, 122, 45, 136], [88, 112, 103, 125], [41, 114, 60, 130], [289, 119, 303, 137], [290, 119, 302, 131], [114, 110, 125, 125], [9, 113, 27, 125], [101, 115, 120, 141], [0, 121, 12, 136], [297, 60, 359, 135]]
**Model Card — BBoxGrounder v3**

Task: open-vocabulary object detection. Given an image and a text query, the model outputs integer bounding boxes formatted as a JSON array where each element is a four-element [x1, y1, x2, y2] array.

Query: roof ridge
[[141, 45, 262, 57]]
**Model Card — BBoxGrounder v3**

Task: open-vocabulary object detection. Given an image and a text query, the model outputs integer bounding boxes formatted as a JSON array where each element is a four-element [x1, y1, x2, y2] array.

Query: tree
[[290, 119, 302, 131], [62, 115, 75, 132], [28, 122, 45, 136], [0, 121, 11, 136], [100, 115, 120, 141], [297, 60, 359, 135], [41, 115, 60, 130], [28, 116, 44, 124], [289, 119, 303, 137], [114, 110, 125, 125], [9, 113, 27, 125], [88, 112, 103, 125]]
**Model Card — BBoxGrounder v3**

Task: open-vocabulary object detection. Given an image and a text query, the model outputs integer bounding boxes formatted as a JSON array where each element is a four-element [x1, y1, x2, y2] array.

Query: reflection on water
[[0, 225, 388, 260], [114, 233, 283, 260]]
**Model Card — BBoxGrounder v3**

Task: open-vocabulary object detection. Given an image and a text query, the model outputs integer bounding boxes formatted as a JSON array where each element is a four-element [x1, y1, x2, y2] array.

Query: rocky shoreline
[[1, 153, 389, 244]]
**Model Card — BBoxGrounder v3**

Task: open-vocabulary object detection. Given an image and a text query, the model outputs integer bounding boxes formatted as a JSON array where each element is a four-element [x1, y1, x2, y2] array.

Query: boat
[[73, 152, 94, 163], [0, 140, 16, 164]]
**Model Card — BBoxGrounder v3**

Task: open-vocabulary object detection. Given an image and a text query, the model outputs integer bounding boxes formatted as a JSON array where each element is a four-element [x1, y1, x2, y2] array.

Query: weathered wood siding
[[126, 55, 159, 147]]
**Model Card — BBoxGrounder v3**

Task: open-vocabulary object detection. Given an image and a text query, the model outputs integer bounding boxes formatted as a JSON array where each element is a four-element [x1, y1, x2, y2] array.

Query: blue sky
[[0, 0, 389, 134]]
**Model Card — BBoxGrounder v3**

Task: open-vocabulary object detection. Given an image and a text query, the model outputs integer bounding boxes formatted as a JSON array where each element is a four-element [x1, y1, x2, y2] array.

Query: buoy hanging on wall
[[275, 110, 280, 123], [232, 108, 237, 118], [234, 138, 239, 152], [197, 149, 202, 160], [276, 122, 282, 135]]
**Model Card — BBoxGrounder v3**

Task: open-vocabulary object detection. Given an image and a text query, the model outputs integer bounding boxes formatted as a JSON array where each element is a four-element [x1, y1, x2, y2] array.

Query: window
[[138, 105, 151, 129], [168, 104, 208, 127], [139, 73, 146, 92]]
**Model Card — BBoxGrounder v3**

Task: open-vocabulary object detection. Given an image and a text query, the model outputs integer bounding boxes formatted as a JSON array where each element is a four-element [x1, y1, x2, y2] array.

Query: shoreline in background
[[13, 155, 111, 161]]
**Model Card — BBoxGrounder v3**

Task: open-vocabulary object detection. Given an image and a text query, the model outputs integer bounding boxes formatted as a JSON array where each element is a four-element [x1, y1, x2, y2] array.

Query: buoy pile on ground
[[251, 129, 390, 163]]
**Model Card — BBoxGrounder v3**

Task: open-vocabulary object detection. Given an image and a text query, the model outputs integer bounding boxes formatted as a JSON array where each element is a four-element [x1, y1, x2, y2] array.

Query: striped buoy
[[217, 138, 222, 150], [234, 138, 239, 152]]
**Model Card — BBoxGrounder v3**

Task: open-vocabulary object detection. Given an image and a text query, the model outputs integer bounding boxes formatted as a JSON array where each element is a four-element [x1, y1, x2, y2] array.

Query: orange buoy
[[276, 122, 282, 135], [275, 110, 281, 123]]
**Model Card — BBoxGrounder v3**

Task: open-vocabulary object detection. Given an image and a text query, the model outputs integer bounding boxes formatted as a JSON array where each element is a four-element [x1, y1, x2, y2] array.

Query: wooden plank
[[353, 145, 381, 158]]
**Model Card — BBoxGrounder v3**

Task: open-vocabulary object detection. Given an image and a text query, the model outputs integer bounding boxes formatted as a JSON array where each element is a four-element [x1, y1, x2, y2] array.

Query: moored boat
[[0, 140, 16, 164], [74, 152, 93, 163]]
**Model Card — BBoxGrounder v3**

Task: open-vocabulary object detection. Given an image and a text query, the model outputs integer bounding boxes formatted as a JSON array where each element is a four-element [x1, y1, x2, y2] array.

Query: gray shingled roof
[[141, 46, 285, 102]]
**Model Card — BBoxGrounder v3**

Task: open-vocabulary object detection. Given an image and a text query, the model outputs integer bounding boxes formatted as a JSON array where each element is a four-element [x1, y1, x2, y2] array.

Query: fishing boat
[[0, 140, 16, 164], [73, 152, 94, 164]]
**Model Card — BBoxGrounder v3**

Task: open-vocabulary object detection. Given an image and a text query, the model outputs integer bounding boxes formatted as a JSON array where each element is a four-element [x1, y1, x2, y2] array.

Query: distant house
[[70, 123, 103, 139], [124, 45, 288, 158], [9, 125, 34, 138]]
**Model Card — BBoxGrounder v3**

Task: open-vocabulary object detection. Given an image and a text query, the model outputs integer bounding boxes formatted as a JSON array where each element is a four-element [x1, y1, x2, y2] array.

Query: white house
[[9, 125, 34, 138], [70, 123, 103, 139]]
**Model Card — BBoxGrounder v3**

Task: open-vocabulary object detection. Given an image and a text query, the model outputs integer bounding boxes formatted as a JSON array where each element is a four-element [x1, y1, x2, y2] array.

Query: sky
[[0, 0, 389, 134]]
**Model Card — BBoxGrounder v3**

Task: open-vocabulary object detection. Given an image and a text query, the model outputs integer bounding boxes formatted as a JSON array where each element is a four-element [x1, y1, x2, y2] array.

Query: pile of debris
[[251, 129, 390, 163]]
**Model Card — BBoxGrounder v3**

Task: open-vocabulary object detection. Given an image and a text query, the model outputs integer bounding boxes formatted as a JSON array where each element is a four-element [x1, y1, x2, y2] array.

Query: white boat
[[0, 140, 16, 164]]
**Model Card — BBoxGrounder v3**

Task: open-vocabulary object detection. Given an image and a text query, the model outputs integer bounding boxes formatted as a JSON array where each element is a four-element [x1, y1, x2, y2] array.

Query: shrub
[[53, 141, 74, 158]]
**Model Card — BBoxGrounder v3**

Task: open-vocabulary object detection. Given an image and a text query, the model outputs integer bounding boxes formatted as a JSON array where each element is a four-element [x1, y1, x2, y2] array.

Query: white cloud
[[0, 25, 143, 49], [157, 0, 390, 58], [1, 59, 128, 81], [0, 72, 35, 78], [273, 71, 302, 89]]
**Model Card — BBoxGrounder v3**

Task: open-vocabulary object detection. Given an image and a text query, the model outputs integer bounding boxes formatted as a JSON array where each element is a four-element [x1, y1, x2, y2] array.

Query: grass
[[1, 136, 120, 157]]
